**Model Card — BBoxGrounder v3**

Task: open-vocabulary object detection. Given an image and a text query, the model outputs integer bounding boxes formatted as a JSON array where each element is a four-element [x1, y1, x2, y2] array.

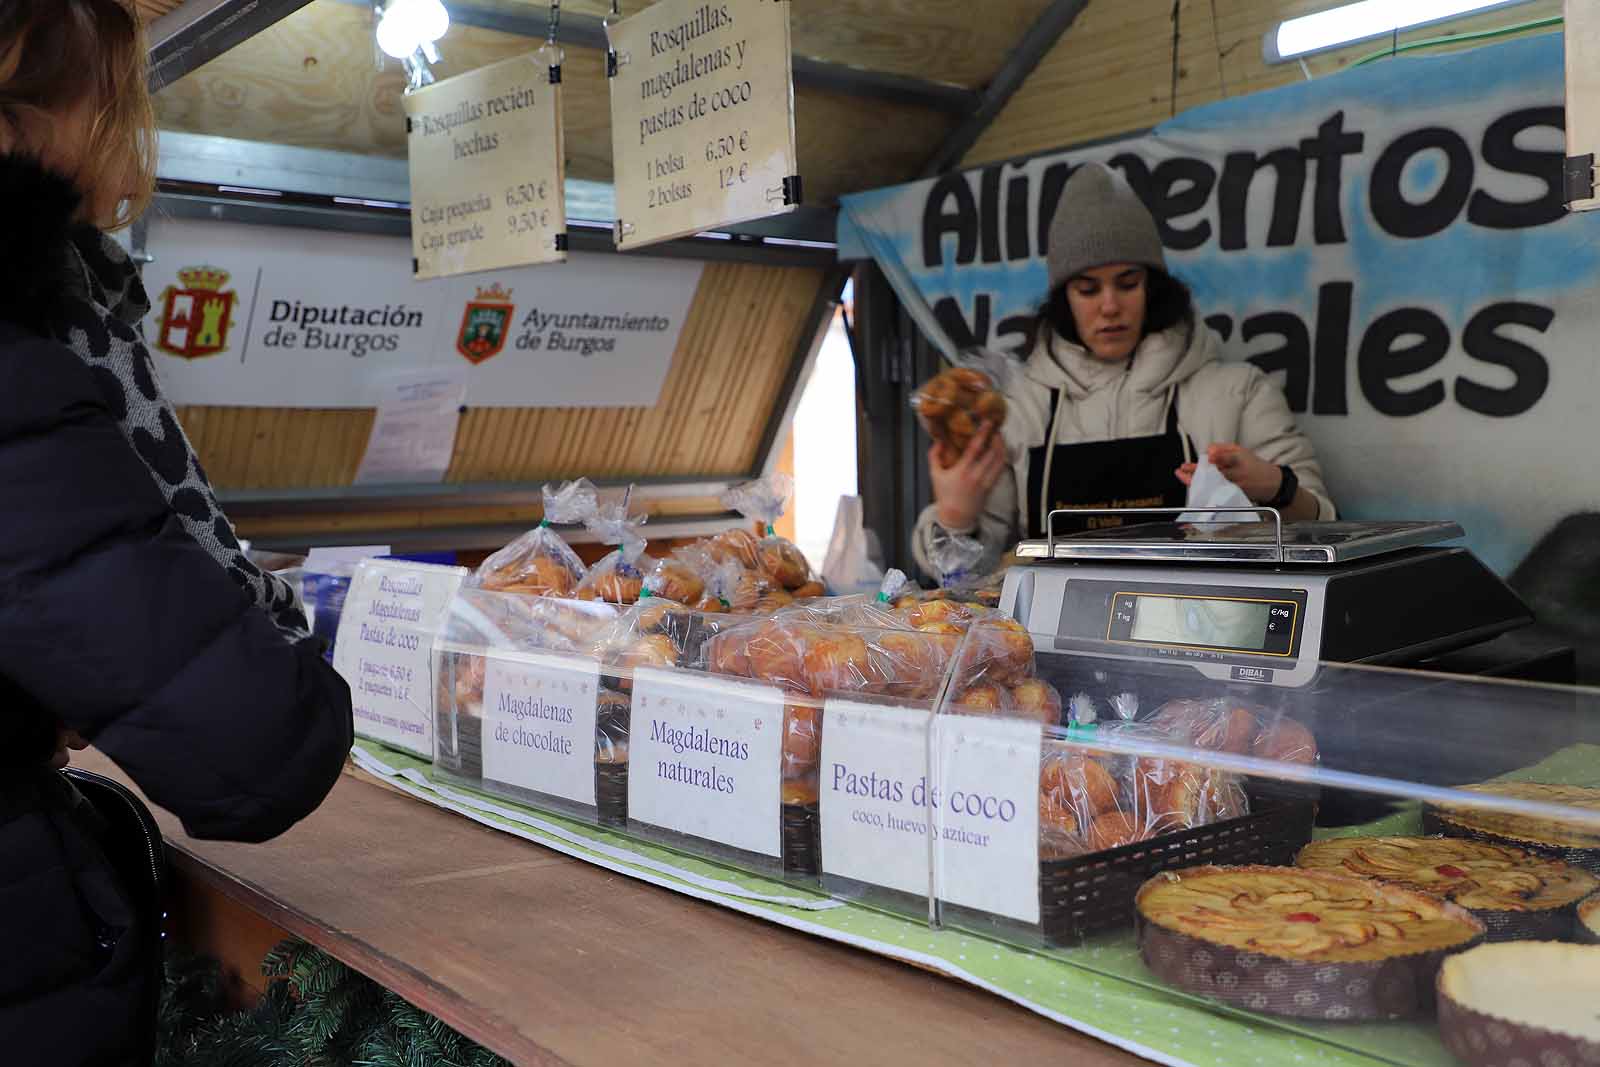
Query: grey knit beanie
[[1046, 162, 1166, 290]]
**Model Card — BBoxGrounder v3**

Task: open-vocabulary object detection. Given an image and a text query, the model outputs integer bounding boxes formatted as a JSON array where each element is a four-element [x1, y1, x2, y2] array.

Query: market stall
[[123, 1, 1600, 1065]]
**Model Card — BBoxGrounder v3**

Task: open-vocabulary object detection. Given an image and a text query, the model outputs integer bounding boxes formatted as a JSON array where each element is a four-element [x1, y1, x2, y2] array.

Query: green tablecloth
[[350, 741, 1600, 1067]]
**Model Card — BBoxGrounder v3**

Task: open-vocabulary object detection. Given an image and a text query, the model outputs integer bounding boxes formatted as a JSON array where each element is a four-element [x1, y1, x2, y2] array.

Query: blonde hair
[[0, 0, 156, 229]]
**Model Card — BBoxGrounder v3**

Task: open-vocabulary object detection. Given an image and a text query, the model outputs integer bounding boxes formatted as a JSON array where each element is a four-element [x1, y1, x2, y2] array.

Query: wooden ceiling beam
[[390, 0, 982, 114], [919, 0, 1089, 176], [147, 0, 320, 91]]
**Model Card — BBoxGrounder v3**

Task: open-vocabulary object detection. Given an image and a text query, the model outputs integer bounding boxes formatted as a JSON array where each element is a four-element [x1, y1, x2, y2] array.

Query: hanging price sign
[[405, 48, 568, 279], [605, 0, 800, 249]]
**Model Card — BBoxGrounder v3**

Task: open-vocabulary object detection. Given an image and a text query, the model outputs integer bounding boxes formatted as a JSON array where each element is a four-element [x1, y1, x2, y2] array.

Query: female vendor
[[912, 162, 1334, 578]]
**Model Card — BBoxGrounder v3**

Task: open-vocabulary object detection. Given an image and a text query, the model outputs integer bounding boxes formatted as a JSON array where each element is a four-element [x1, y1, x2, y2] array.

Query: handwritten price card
[[405, 49, 567, 279], [333, 559, 467, 758], [606, 0, 799, 249], [628, 666, 785, 856]]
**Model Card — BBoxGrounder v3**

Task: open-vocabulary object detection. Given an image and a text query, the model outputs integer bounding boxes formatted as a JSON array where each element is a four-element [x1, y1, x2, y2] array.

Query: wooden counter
[[77, 749, 1141, 1066]]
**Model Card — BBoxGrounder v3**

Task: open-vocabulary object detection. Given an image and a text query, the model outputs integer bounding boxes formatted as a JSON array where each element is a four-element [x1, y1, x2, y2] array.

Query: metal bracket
[[606, 49, 622, 76], [405, 117, 414, 134], [782, 174, 804, 206], [554, 232, 569, 252], [549, 64, 562, 84], [1565, 153, 1595, 204]]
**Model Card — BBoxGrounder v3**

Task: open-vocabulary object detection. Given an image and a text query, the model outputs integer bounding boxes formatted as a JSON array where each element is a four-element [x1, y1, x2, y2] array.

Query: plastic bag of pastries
[[1127, 752, 1249, 838], [912, 348, 1015, 464], [575, 491, 651, 606], [720, 474, 815, 591], [1038, 740, 1128, 858], [474, 478, 598, 597], [642, 544, 710, 606], [1142, 698, 1318, 765], [946, 616, 1045, 720]]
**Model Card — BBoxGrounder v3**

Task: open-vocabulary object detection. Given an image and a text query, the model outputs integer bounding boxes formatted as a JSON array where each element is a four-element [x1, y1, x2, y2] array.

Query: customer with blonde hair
[[0, 4, 353, 1063]]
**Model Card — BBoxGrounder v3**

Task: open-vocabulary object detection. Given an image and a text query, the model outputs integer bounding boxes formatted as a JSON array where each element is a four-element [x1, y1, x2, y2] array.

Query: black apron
[[1024, 381, 1194, 537]]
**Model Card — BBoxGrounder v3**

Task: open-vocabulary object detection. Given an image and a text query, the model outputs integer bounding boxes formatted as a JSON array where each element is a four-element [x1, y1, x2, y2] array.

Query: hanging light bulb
[[376, 0, 451, 61]]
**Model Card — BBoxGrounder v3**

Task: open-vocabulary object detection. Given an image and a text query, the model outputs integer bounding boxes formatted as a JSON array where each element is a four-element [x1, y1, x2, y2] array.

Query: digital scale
[[1000, 510, 1534, 690]]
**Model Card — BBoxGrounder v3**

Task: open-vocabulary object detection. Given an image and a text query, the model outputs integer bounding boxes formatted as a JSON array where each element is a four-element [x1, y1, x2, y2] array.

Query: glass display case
[[416, 583, 1600, 1067]]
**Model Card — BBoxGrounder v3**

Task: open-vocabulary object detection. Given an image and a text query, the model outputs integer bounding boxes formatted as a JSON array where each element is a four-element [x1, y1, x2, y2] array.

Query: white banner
[[141, 217, 702, 408]]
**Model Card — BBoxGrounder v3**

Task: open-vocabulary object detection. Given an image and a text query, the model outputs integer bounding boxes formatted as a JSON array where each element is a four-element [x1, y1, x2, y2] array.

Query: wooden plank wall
[[175, 262, 823, 494], [963, 0, 1564, 167]]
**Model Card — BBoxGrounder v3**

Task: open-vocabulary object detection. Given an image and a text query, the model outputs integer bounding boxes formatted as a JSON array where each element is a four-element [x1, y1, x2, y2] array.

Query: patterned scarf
[[52, 225, 309, 639]]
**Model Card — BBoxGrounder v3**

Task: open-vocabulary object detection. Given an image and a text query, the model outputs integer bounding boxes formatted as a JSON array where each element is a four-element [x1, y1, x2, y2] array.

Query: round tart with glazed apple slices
[[1135, 865, 1484, 1020], [1425, 783, 1600, 875], [1437, 941, 1600, 1067], [1296, 836, 1598, 942]]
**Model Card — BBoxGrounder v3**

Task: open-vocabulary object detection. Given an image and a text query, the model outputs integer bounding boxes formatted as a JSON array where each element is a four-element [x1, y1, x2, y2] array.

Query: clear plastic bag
[[913, 348, 1015, 463], [700, 616, 959, 702], [576, 491, 649, 605], [475, 479, 598, 597], [927, 527, 985, 592], [720, 474, 814, 591], [1141, 698, 1320, 765], [642, 551, 707, 606]]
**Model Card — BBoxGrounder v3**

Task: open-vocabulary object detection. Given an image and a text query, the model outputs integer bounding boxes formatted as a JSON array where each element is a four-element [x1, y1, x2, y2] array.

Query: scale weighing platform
[[1000, 510, 1533, 690]]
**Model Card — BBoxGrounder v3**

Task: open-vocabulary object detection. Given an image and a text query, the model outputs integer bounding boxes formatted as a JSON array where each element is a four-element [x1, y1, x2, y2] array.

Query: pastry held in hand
[[912, 350, 1014, 460]]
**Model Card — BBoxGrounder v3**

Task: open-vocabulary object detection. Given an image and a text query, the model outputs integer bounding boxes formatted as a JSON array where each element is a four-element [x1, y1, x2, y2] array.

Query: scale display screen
[[1108, 592, 1297, 657]]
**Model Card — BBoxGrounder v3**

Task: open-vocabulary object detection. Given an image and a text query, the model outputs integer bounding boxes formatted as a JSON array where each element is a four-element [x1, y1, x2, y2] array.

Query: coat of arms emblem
[[457, 283, 515, 364], [155, 266, 237, 359]]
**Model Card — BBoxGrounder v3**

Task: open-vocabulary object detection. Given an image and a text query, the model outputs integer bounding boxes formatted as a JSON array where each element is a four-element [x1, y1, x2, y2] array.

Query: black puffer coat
[[0, 156, 354, 1065]]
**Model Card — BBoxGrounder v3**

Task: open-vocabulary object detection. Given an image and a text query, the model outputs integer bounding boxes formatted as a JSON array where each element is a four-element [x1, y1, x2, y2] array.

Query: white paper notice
[[353, 368, 468, 485], [481, 651, 600, 807], [332, 559, 468, 758], [819, 700, 934, 898], [933, 715, 1042, 925], [628, 666, 784, 857]]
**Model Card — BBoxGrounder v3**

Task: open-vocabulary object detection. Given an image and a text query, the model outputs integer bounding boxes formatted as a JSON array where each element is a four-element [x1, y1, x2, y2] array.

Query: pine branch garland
[[156, 940, 512, 1067]]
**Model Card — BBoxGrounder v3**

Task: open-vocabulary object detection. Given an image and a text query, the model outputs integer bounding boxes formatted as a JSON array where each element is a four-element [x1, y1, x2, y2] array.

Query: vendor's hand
[[49, 728, 88, 770], [929, 422, 1006, 531], [1174, 462, 1198, 487], [1206, 443, 1284, 503]]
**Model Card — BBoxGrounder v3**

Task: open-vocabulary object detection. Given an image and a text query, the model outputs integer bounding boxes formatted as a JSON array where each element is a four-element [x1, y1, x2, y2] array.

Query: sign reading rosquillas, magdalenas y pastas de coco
[[140, 217, 703, 409], [606, 0, 800, 249]]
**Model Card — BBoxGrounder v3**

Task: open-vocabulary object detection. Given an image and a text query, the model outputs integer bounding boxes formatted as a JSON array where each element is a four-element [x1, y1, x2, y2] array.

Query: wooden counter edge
[[164, 802, 573, 1067]]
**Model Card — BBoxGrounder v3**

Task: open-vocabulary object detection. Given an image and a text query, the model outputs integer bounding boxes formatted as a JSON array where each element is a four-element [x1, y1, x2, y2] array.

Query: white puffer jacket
[[911, 316, 1336, 579]]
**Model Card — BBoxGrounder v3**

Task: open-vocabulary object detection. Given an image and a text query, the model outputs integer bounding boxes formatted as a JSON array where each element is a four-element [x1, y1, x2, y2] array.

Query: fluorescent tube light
[[1264, 0, 1533, 63]]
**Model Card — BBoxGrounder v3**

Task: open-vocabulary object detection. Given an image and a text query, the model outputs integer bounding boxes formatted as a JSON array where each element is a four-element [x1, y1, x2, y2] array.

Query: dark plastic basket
[[1039, 797, 1317, 944]]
